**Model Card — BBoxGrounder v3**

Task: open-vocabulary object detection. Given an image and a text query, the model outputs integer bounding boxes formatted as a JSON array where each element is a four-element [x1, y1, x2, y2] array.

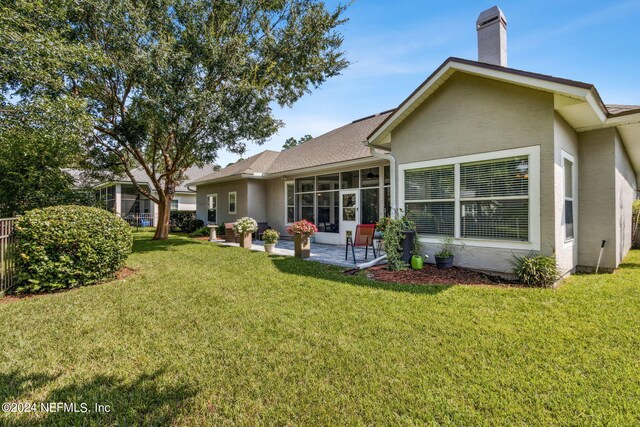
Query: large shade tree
[[2, 0, 349, 239]]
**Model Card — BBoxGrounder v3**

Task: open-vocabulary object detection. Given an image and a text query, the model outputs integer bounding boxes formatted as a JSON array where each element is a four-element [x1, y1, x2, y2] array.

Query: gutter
[[368, 142, 398, 216]]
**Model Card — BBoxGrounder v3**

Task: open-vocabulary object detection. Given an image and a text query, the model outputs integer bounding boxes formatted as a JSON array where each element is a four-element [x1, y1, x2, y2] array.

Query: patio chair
[[256, 222, 269, 240], [345, 224, 377, 264]]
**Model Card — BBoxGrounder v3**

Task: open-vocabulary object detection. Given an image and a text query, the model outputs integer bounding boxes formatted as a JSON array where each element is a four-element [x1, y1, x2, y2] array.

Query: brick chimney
[[476, 6, 507, 67]]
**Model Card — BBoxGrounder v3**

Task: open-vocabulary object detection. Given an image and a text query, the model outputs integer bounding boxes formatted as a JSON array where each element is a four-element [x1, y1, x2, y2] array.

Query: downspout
[[368, 143, 398, 216]]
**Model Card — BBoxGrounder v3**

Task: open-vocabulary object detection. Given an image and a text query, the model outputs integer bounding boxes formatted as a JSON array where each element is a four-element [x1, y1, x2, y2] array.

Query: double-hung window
[[285, 182, 295, 224], [460, 157, 529, 241], [404, 166, 455, 236], [228, 191, 237, 214], [562, 153, 575, 241], [402, 147, 539, 248]]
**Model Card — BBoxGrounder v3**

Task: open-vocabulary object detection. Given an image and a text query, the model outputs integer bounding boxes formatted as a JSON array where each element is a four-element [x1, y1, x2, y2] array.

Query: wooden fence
[[0, 217, 18, 293]]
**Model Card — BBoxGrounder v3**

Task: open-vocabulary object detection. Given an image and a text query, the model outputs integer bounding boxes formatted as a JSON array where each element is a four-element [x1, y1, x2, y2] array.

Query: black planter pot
[[400, 230, 415, 265], [435, 255, 454, 269]]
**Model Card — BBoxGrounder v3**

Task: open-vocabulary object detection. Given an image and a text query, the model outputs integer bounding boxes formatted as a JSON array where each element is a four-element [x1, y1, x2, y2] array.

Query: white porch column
[[115, 184, 122, 215]]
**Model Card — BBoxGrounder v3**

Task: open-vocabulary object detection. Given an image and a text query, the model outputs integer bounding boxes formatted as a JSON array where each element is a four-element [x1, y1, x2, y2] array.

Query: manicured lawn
[[1, 232, 639, 425]]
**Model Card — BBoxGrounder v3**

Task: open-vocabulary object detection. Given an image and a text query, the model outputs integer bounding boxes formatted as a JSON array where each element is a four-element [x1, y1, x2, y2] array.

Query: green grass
[[1, 232, 639, 425]]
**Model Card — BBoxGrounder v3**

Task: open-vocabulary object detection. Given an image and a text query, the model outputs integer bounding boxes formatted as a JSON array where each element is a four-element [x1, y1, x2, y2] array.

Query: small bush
[[169, 211, 196, 232], [216, 223, 225, 237], [14, 205, 133, 293], [263, 229, 280, 244], [511, 254, 558, 288], [189, 226, 210, 238], [182, 218, 205, 233]]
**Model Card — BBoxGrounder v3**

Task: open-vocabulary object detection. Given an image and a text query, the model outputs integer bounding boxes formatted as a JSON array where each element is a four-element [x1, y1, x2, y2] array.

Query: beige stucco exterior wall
[[577, 129, 617, 270], [195, 180, 248, 225], [553, 114, 579, 275], [389, 72, 556, 273], [614, 133, 637, 265], [247, 180, 268, 223], [265, 178, 288, 236]]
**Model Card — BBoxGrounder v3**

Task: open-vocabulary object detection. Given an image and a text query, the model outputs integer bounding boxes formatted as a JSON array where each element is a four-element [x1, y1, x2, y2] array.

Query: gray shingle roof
[[189, 111, 394, 186], [189, 151, 281, 184], [67, 165, 217, 192], [606, 104, 640, 116]]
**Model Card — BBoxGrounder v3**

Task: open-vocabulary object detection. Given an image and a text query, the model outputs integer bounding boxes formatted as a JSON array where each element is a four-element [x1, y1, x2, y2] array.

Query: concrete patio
[[215, 239, 384, 268]]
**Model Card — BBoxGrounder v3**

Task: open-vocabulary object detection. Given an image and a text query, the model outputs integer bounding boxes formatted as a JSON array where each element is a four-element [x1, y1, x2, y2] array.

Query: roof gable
[[366, 57, 611, 146]]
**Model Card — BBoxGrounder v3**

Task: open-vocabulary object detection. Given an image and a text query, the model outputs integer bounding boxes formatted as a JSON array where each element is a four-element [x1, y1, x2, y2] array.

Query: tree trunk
[[153, 197, 172, 240]]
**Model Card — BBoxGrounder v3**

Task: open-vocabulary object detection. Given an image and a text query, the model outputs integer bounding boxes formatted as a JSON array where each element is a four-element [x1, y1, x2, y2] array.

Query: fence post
[[0, 217, 18, 293]]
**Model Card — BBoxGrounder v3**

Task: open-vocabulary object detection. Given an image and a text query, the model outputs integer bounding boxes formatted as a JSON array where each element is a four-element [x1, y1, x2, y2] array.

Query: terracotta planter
[[294, 234, 311, 258], [264, 243, 275, 254], [239, 232, 253, 248]]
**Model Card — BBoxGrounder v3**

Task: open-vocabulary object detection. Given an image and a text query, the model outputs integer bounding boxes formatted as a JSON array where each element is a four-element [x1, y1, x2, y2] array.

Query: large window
[[403, 148, 538, 245], [207, 194, 217, 223], [563, 153, 575, 241], [96, 185, 116, 212], [460, 157, 529, 241], [171, 199, 179, 211], [404, 166, 455, 236], [293, 166, 388, 233]]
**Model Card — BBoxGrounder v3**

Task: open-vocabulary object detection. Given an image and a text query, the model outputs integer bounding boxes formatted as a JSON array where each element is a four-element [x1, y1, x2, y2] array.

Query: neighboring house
[[190, 6, 640, 275], [69, 165, 216, 225]]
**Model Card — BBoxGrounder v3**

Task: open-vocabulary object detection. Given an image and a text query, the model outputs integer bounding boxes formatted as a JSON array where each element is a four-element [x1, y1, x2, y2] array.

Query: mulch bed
[[369, 264, 521, 287]]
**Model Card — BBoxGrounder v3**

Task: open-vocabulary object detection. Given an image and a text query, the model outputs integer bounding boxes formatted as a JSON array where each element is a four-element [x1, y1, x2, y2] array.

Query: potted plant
[[379, 210, 419, 270], [262, 229, 280, 254], [435, 237, 459, 269], [232, 217, 258, 248], [287, 219, 318, 258]]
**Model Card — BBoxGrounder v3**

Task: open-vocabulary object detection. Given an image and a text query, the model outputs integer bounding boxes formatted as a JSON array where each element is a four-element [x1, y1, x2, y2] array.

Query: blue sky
[[216, 0, 640, 167]]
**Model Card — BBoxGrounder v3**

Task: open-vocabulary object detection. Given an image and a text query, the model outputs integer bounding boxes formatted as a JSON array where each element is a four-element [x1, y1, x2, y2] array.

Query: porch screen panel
[[460, 156, 529, 241], [404, 166, 454, 236]]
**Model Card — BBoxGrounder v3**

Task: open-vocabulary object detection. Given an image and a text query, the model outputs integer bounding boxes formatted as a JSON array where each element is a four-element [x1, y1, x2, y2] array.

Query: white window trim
[[228, 191, 237, 214], [398, 146, 541, 251], [561, 150, 576, 247], [207, 193, 218, 224], [284, 181, 294, 225]]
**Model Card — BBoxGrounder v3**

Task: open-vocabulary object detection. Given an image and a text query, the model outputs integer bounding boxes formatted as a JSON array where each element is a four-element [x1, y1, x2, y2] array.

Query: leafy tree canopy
[[1, 0, 349, 238], [0, 97, 95, 216], [282, 134, 312, 150]]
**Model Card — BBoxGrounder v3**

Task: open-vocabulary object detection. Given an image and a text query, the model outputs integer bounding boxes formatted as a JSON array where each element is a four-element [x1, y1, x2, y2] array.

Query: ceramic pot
[[435, 255, 454, 269], [264, 243, 275, 254]]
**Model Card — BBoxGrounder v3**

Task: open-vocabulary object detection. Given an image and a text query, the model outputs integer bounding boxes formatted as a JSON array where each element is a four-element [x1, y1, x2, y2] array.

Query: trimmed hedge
[[14, 205, 133, 293]]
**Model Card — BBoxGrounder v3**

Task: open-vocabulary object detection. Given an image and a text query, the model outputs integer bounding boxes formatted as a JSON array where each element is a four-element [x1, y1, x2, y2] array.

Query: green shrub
[[14, 205, 133, 293], [182, 218, 205, 233], [216, 223, 225, 237], [263, 229, 280, 244], [511, 254, 558, 288], [189, 226, 210, 237], [169, 211, 196, 232]]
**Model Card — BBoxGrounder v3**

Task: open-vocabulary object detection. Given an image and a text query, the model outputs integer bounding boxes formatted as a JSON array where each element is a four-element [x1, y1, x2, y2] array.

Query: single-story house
[[69, 165, 215, 225], [189, 6, 640, 275]]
